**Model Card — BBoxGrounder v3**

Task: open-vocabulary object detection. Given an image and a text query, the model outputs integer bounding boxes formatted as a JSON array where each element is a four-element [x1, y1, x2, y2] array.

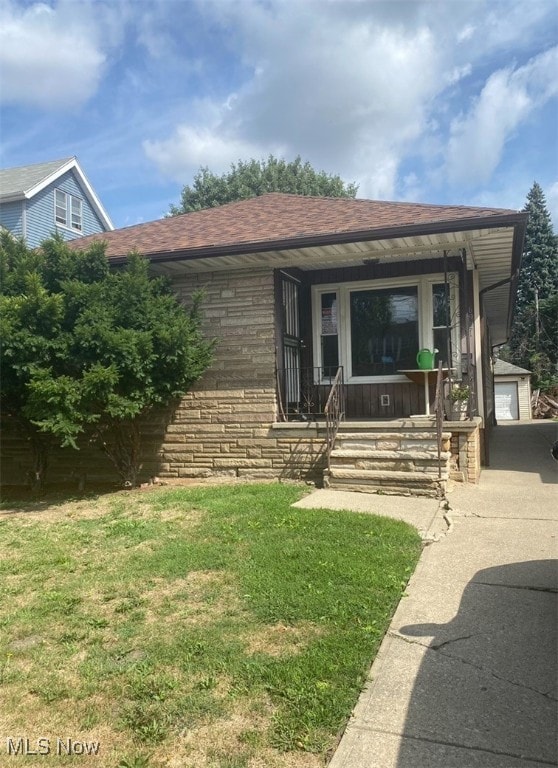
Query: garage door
[[495, 382, 519, 420]]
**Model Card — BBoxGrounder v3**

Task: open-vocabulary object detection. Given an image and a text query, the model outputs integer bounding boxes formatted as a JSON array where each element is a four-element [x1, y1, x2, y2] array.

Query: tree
[[169, 155, 358, 214], [0, 233, 214, 487], [505, 182, 558, 389]]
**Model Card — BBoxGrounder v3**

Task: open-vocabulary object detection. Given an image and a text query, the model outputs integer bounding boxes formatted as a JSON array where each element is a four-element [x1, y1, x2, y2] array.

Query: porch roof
[[70, 193, 527, 345]]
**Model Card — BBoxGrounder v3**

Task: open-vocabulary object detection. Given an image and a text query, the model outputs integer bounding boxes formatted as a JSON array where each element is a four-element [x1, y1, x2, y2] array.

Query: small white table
[[398, 369, 453, 415]]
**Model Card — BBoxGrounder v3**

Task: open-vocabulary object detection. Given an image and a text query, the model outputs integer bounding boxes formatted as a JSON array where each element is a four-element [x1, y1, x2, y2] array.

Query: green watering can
[[416, 348, 438, 370]]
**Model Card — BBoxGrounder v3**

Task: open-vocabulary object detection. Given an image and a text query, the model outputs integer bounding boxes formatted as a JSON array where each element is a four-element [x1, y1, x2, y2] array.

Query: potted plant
[[448, 383, 470, 420]]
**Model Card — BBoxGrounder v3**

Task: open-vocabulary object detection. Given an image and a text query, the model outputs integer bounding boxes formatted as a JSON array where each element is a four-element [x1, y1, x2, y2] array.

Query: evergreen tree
[[506, 182, 558, 389], [0, 233, 214, 486], [169, 155, 358, 214]]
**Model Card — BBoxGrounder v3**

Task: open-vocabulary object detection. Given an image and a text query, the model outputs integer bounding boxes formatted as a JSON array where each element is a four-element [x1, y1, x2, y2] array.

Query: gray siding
[[0, 200, 24, 238]]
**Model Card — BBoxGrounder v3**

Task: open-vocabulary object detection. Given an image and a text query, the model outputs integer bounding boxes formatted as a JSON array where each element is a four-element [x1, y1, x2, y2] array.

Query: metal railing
[[277, 366, 344, 421], [433, 361, 444, 480], [324, 367, 346, 469]]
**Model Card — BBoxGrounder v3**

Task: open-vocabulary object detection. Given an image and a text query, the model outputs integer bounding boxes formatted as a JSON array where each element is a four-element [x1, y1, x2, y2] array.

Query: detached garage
[[493, 359, 532, 421]]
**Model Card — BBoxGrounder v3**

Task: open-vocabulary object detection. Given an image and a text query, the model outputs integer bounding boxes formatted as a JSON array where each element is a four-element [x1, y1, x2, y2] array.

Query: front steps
[[324, 420, 451, 498]]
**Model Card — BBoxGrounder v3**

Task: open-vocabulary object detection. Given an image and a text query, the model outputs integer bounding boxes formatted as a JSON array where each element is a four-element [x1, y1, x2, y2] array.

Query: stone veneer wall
[[0, 266, 326, 487], [448, 418, 482, 483], [158, 267, 326, 482]]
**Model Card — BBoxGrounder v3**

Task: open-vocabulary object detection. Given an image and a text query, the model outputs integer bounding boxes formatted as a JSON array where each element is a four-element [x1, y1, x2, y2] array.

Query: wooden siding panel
[[344, 382, 425, 419], [25, 170, 107, 248], [0, 200, 24, 237]]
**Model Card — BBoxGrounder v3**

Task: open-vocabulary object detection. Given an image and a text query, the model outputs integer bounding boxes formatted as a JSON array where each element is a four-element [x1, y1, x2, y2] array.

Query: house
[[2, 193, 528, 494], [493, 359, 532, 421], [0, 157, 113, 248]]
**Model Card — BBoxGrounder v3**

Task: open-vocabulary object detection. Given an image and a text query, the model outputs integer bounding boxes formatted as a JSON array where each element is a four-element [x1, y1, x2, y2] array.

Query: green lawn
[[0, 483, 422, 767]]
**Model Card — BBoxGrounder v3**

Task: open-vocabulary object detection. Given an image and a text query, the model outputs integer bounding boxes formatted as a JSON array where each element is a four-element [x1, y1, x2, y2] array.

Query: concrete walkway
[[303, 421, 558, 767]]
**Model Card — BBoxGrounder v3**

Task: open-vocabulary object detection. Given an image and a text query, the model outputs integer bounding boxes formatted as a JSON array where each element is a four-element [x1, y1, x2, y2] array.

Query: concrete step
[[328, 424, 450, 498], [328, 468, 448, 484], [335, 431, 451, 441], [330, 449, 450, 461], [325, 469, 445, 498]]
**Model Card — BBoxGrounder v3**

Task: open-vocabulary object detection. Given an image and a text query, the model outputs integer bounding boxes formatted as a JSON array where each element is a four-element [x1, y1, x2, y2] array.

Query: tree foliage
[[504, 182, 558, 390], [0, 233, 214, 486], [169, 155, 358, 214]]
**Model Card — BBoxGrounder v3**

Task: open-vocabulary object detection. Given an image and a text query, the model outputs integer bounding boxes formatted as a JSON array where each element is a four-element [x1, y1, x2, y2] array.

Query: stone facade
[[448, 418, 482, 483], [157, 267, 326, 482], [0, 265, 483, 491]]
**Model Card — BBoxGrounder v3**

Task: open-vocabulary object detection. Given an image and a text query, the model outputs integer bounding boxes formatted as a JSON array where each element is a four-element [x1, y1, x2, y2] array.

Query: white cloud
[[446, 47, 558, 186], [144, 1, 447, 199], [135, 0, 558, 205], [0, 1, 108, 109], [143, 123, 283, 180]]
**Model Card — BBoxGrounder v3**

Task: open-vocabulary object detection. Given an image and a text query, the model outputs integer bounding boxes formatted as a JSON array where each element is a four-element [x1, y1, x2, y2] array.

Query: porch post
[[472, 269, 485, 421]]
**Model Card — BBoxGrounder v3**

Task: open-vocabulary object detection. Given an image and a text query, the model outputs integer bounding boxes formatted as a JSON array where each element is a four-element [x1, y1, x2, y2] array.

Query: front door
[[281, 274, 302, 410]]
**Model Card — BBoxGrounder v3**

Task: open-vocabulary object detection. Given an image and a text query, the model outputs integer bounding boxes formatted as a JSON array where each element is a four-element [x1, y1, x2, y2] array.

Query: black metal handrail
[[324, 367, 345, 470], [277, 366, 343, 421], [433, 361, 444, 480]]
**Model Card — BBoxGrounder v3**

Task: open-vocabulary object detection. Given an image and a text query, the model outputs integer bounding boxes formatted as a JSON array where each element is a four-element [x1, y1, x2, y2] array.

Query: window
[[55, 190, 67, 225], [350, 286, 418, 376], [432, 283, 452, 365], [54, 189, 83, 231], [312, 274, 459, 383], [320, 292, 339, 377], [70, 196, 82, 231]]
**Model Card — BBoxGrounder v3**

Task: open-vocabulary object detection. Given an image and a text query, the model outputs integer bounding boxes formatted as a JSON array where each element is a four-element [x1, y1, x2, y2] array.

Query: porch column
[[472, 269, 485, 421]]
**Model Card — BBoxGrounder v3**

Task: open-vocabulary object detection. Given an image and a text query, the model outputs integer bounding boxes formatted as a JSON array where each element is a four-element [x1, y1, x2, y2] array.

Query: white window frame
[[55, 189, 67, 226], [54, 188, 83, 232], [311, 273, 460, 384]]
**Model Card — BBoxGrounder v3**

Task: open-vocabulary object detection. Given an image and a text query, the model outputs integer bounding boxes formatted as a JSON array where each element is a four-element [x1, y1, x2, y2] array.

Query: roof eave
[[104, 210, 529, 265]]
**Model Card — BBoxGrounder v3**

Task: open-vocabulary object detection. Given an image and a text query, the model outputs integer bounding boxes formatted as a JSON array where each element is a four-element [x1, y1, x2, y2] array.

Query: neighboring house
[[0, 157, 113, 248], [493, 359, 532, 421], [3, 193, 528, 493]]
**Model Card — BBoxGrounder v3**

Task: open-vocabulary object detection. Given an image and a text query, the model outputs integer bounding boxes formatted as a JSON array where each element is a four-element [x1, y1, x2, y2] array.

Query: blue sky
[[1, 0, 557, 230]]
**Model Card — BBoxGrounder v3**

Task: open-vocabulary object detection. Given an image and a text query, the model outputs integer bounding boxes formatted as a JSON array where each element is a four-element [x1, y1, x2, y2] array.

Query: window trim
[[70, 195, 83, 232], [54, 188, 83, 232], [55, 189, 67, 226], [311, 273, 460, 384]]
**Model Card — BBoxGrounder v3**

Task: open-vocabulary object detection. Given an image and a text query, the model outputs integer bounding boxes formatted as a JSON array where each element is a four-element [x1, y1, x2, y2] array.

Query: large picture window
[[350, 287, 418, 376], [312, 274, 459, 383]]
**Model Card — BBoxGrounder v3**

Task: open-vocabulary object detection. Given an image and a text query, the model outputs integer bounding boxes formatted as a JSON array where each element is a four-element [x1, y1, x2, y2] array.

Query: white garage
[[493, 360, 532, 421]]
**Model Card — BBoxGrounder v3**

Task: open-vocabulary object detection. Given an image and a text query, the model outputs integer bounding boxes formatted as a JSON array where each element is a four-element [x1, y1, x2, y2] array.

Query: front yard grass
[[0, 483, 422, 767]]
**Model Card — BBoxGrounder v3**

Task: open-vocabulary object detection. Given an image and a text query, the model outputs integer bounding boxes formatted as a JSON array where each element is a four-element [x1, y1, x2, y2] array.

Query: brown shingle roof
[[71, 192, 521, 261]]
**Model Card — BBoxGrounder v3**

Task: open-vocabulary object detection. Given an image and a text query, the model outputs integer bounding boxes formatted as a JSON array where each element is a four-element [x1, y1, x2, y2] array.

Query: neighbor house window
[[70, 196, 82, 231], [55, 189, 83, 232], [55, 190, 67, 225]]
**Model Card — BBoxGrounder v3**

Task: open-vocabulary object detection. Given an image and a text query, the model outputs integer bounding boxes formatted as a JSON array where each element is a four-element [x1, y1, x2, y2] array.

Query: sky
[[0, 0, 557, 230]]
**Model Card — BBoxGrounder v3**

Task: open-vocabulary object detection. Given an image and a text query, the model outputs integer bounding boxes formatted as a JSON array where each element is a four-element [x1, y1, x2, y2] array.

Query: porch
[[271, 415, 483, 496]]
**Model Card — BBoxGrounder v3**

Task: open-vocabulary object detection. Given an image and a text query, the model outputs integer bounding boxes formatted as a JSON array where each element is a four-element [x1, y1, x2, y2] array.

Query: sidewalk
[[303, 421, 558, 768]]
